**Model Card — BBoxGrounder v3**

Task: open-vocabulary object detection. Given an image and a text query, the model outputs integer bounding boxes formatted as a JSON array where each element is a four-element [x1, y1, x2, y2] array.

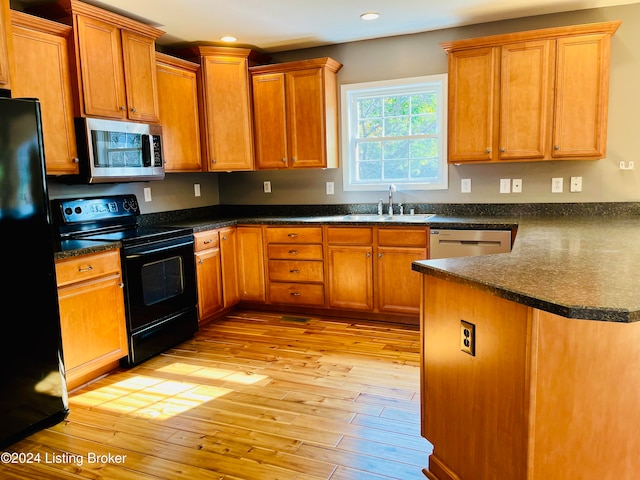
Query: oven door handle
[[125, 239, 194, 258]]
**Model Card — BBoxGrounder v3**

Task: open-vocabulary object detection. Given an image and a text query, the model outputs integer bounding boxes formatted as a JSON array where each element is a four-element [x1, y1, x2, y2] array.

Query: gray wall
[[49, 3, 640, 211], [219, 3, 640, 206]]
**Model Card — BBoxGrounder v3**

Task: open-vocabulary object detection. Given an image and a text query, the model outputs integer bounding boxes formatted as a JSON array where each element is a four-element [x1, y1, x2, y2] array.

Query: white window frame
[[341, 74, 448, 191]]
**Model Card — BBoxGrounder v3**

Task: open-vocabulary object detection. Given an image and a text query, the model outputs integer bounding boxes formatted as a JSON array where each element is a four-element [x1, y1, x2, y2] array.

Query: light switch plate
[[263, 181, 272, 193], [326, 181, 335, 195], [500, 178, 511, 194], [143, 187, 152, 202], [570, 176, 582, 192], [461, 178, 471, 193]]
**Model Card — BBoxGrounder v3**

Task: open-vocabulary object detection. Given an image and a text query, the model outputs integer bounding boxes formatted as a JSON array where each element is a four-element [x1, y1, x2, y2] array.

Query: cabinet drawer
[[194, 230, 219, 251], [269, 282, 325, 306], [327, 227, 373, 245], [265, 226, 323, 244], [268, 260, 324, 283], [267, 244, 323, 260], [55, 249, 121, 287], [377, 227, 428, 247]]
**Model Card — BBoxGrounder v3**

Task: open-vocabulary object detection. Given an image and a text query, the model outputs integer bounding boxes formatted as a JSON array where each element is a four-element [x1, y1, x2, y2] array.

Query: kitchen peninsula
[[412, 215, 640, 480]]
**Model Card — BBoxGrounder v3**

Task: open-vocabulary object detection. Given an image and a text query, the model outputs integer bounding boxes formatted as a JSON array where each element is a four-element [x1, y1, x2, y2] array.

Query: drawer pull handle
[[287, 233, 298, 238], [78, 265, 93, 273], [290, 292, 302, 296], [288, 249, 299, 255], [203, 239, 213, 244], [289, 269, 300, 274]]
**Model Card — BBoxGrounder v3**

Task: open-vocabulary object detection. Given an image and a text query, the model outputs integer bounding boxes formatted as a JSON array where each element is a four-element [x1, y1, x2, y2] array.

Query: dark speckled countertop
[[412, 215, 640, 323], [53, 201, 640, 322]]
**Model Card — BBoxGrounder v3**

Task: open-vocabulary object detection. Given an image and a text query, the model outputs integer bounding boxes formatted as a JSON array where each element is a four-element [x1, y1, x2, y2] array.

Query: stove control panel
[[55, 194, 140, 224]]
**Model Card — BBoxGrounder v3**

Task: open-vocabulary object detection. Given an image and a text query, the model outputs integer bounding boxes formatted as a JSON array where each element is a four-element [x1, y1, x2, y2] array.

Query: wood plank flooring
[[1, 310, 432, 479]]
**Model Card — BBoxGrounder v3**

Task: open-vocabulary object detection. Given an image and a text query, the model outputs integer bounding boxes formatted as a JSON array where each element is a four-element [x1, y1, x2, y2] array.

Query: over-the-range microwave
[[73, 117, 164, 183]]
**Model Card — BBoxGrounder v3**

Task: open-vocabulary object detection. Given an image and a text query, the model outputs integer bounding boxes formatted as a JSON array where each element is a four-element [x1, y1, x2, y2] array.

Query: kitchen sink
[[340, 214, 437, 222]]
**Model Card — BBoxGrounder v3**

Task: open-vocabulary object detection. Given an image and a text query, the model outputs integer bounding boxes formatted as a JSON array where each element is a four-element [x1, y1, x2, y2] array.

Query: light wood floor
[[2, 310, 432, 479]]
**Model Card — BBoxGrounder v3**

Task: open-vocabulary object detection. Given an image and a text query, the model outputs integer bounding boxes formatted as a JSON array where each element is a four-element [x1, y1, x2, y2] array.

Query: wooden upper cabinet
[[179, 47, 255, 171], [10, 11, 79, 175], [0, 0, 11, 89], [28, 0, 163, 122], [447, 46, 498, 163], [250, 57, 343, 170], [156, 53, 202, 172], [442, 21, 620, 164], [552, 33, 611, 158]]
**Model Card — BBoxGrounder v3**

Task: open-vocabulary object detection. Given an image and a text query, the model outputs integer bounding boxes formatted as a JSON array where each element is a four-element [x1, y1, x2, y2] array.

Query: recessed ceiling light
[[220, 35, 237, 43], [360, 12, 380, 21]]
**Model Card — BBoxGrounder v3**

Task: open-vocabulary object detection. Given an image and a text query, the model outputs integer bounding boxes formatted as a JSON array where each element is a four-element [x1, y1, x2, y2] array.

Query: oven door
[[123, 234, 197, 333]]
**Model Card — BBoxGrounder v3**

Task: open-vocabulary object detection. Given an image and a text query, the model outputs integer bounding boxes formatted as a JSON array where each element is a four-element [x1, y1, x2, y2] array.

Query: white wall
[[219, 3, 640, 205]]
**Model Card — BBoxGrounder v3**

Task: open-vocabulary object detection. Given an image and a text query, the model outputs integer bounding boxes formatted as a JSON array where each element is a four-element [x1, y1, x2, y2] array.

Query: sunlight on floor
[[70, 361, 270, 420]]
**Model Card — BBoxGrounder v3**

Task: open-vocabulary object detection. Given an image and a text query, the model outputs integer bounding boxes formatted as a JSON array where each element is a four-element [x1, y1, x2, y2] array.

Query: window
[[341, 74, 448, 191]]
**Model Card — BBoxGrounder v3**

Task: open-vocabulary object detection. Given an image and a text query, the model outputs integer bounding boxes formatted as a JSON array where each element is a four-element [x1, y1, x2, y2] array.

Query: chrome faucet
[[388, 184, 396, 216]]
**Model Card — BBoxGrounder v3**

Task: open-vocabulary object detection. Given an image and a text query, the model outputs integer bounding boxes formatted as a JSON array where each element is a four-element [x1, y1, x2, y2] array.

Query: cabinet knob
[[119, 106, 126, 111], [292, 157, 296, 163], [197, 259, 203, 265], [554, 145, 560, 150], [222, 235, 227, 241], [500, 147, 505, 152], [366, 252, 371, 258], [281, 158, 287, 163], [212, 159, 217, 164], [72, 157, 79, 163], [378, 253, 383, 258], [131, 107, 137, 113], [485, 148, 491, 154]]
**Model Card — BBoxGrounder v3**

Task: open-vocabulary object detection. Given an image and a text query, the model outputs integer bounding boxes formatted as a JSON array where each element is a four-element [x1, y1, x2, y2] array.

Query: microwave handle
[[141, 134, 152, 167]]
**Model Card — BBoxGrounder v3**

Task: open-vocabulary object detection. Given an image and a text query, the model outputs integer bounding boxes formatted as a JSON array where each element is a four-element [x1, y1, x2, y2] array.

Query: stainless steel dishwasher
[[429, 229, 512, 259]]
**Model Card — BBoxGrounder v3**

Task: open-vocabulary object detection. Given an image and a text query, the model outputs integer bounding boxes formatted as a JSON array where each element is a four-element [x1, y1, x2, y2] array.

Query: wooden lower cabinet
[[194, 227, 242, 323], [236, 225, 266, 302], [265, 226, 325, 306], [326, 226, 428, 315], [194, 229, 223, 323], [55, 249, 127, 390]]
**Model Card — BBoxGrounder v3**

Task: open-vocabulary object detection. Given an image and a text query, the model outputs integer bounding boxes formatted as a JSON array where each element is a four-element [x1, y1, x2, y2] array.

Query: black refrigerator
[[0, 97, 68, 449]]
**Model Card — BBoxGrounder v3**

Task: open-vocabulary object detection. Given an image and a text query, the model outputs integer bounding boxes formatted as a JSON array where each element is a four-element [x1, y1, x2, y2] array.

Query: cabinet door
[[499, 40, 553, 160], [0, 0, 11, 88], [219, 227, 240, 307], [377, 246, 427, 315], [552, 33, 610, 158], [121, 30, 159, 123], [75, 15, 127, 119], [57, 274, 127, 388], [11, 16, 79, 175], [327, 245, 373, 310], [252, 73, 289, 169], [195, 248, 223, 322], [202, 55, 254, 171], [448, 47, 499, 163], [286, 68, 327, 168], [237, 226, 266, 302], [156, 55, 202, 171]]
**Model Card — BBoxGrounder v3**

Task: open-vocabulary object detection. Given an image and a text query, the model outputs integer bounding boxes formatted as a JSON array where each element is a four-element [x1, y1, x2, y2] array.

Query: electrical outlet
[[551, 177, 563, 193], [326, 181, 334, 195], [500, 178, 511, 194], [512, 178, 522, 193], [263, 181, 272, 193], [143, 187, 152, 202], [194, 183, 201, 197], [570, 176, 582, 193], [461, 178, 471, 193], [460, 320, 476, 356]]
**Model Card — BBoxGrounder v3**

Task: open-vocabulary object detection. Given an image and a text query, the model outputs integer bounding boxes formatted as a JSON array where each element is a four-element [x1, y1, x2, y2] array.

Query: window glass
[[341, 74, 448, 191]]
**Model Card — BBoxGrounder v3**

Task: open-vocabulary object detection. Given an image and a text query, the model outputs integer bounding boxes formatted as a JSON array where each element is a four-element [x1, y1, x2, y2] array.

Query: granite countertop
[[54, 239, 121, 260], [53, 209, 640, 323], [412, 215, 640, 323]]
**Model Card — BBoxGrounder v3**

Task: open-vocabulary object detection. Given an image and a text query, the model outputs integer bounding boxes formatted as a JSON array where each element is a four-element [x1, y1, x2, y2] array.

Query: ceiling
[[22, 0, 640, 52]]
